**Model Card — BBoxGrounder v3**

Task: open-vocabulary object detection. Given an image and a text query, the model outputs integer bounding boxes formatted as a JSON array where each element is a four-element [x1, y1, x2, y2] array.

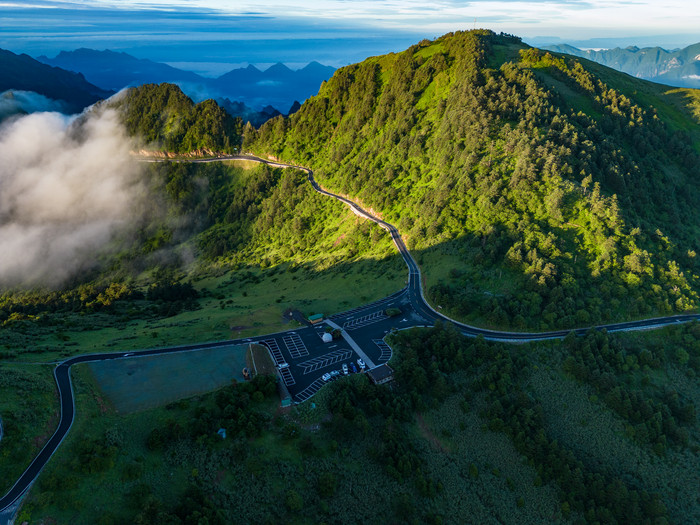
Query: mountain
[[37, 48, 207, 91], [213, 61, 335, 112], [102, 83, 242, 154], [36, 48, 336, 116], [248, 30, 700, 331], [0, 48, 112, 113], [542, 42, 700, 88], [4, 32, 700, 525]]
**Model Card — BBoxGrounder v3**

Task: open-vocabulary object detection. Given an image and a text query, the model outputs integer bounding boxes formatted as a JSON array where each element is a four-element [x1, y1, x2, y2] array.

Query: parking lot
[[245, 290, 423, 403]]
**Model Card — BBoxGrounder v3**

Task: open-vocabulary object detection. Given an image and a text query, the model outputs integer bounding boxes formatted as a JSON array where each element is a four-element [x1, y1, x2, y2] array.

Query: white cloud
[[0, 107, 146, 287], [48, 0, 699, 40]]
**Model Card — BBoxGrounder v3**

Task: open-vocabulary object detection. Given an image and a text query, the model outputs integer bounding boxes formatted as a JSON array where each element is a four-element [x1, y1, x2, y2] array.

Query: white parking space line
[[297, 349, 353, 375], [294, 377, 325, 402], [260, 339, 286, 365], [278, 367, 296, 387], [373, 339, 392, 362], [283, 333, 309, 359], [343, 311, 388, 330]]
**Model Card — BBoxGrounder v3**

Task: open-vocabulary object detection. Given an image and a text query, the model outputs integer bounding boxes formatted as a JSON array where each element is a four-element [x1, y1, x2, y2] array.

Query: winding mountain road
[[1, 153, 698, 519]]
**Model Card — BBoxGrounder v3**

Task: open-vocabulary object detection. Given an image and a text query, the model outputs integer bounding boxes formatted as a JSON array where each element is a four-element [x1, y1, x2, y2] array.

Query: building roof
[[367, 364, 394, 383], [308, 313, 324, 321]]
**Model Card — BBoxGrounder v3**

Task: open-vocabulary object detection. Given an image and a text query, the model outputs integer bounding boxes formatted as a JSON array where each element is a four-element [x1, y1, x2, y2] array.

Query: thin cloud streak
[[0, 0, 698, 66]]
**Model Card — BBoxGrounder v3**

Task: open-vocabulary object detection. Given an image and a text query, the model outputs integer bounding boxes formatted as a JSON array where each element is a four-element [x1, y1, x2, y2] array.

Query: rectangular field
[[88, 344, 247, 414]]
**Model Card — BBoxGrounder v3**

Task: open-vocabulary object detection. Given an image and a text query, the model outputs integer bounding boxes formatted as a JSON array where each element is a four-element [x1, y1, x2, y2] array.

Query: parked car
[[349, 362, 358, 374], [357, 358, 365, 369], [342, 363, 348, 375], [322, 373, 331, 382], [278, 362, 289, 369], [330, 370, 340, 377]]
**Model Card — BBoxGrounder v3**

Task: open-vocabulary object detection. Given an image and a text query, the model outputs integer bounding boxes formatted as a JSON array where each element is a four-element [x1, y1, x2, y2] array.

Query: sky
[[1, 0, 699, 74]]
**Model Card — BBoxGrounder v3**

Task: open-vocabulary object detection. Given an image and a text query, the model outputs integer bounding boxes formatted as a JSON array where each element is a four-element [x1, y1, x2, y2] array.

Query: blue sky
[[1, 1, 698, 73]]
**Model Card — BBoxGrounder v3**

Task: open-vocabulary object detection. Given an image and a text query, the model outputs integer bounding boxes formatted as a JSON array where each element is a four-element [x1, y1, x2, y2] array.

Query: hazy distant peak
[[299, 61, 336, 74], [265, 62, 294, 74], [542, 39, 700, 89]]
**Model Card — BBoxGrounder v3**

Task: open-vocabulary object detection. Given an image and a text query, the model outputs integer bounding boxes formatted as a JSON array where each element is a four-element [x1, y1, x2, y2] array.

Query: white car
[[322, 373, 331, 382], [278, 362, 289, 369], [357, 358, 365, 369], [342, 363, 349, 375]]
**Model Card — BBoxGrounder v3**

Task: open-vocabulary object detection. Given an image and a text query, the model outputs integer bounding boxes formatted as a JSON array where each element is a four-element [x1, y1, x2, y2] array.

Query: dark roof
[[367, 364, 394, 382]]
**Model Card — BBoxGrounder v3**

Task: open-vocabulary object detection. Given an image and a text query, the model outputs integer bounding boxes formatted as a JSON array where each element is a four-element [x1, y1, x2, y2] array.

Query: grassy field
[[0, 364, 58, 496], [88, 344, 247, 414], [15, 365, 193, 524], [0, 171, 406, 364]]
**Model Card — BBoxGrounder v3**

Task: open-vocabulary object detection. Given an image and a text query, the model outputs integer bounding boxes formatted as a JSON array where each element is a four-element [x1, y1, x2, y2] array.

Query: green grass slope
[[248, 30, 700, 330]]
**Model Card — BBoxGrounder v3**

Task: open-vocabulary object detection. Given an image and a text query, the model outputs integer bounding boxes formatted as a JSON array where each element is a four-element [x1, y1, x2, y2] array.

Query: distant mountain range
[[36, 48, 336, 114], [0, 48, 112, 114], [37, 48, 204, 90], [542, 42, 700, 88]]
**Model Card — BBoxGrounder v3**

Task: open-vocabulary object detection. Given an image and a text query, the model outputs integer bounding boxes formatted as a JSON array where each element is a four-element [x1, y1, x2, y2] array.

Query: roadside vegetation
[[18, 322, 699, 524], [0, 364, 57, 496], [249, 30, 700, 331]]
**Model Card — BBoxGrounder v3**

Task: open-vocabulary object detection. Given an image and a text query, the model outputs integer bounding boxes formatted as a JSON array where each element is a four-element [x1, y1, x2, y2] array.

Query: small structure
[[217, 428, 227, 440], [242, 367, 251, 380], [367, 364, 394, 385], [322, 332, 333, 343], [308, 313, 325, 324]]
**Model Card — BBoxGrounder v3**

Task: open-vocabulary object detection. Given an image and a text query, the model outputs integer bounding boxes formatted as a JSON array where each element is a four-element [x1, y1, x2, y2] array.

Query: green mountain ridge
[[248, 30, 700, 330], [103, 83, 243, 154]]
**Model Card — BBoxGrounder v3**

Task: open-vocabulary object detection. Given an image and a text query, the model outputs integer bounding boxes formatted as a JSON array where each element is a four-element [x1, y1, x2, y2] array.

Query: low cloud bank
[[0, 107, 146, 287], [0, 90, 66, 121]]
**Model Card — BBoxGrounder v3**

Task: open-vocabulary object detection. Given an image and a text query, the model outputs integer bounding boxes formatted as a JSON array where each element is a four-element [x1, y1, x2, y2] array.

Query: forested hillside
[[248, 30, 700, 330], [105, 83, 242, 154], [0, 160, 401, 358]]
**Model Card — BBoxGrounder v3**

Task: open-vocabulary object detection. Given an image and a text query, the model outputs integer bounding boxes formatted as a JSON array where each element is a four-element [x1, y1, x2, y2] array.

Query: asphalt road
[[3, 153, 700, 519]]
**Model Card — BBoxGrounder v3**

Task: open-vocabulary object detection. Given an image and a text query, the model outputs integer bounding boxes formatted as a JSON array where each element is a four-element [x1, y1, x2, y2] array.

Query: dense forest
[[248, 30, 700, 330], [20, 322, 700, 524], [104, 83, 242, 154]]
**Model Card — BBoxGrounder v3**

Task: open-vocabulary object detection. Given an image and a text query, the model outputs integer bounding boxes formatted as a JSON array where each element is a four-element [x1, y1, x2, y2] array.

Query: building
[[308, 313, 324, 324], [367, 364, 394, 385]]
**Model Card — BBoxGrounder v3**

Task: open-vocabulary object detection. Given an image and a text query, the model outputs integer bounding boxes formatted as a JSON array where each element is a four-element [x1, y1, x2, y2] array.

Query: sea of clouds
[[0, 101, 146, 287]]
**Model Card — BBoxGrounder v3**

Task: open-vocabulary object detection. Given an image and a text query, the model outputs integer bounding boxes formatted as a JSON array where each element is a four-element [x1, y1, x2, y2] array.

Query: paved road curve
[[247, 154, 700, 340], [3, 153, 700, 519]]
